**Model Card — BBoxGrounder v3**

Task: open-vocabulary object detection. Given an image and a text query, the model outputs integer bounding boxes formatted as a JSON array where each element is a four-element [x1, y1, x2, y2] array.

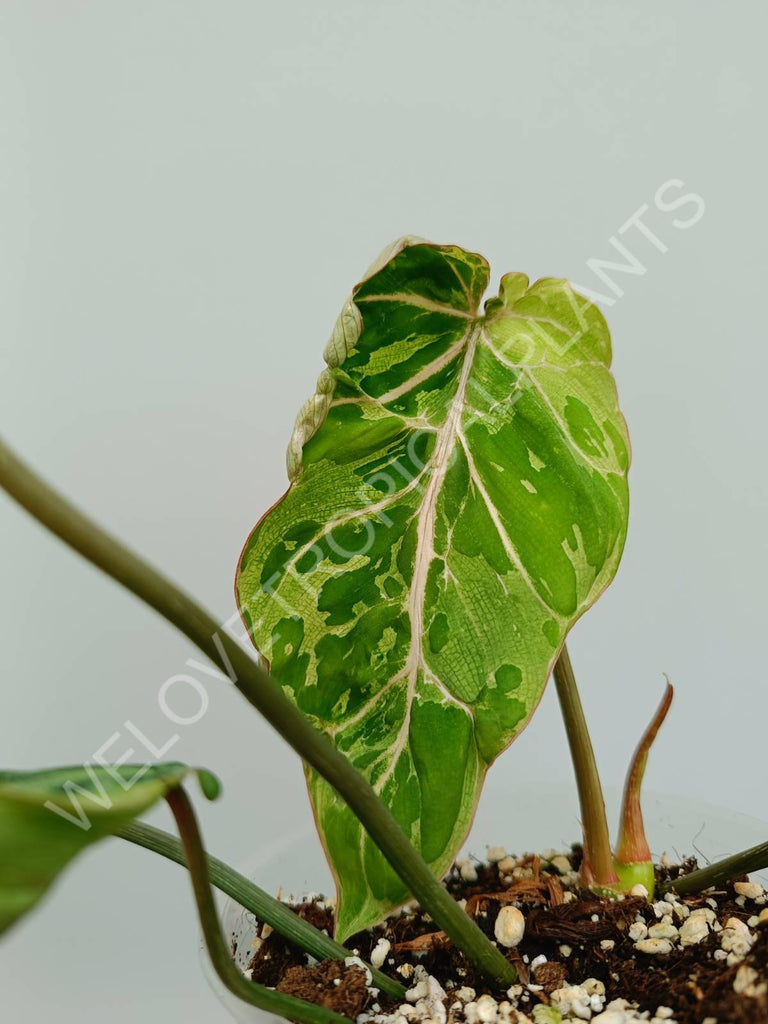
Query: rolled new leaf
[[0, 762, 218, 935], [236, 238, 631, 939], [614, 681, 674, 895]]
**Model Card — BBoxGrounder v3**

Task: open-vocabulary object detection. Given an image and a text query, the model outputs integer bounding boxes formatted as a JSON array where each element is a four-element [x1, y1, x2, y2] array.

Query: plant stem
[[165, 787, 353, 1024], [118, 820, 405, 999], [0, 438, 515, 986], [661, 841, 768, 896], [552, 644, 618, 888]]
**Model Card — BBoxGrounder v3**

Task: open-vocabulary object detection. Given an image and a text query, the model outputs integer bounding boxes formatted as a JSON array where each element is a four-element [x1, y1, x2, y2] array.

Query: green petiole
[[119, 819, 405, 999]]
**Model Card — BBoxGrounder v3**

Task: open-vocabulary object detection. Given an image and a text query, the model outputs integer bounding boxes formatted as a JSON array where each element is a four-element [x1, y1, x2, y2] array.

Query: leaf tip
[[195, 769, 222, 802]]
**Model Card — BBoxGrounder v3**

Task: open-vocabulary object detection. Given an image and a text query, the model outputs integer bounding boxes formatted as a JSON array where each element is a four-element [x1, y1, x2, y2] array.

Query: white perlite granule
[[494, 906, 525, 948], [734, 881, 764, 901], [370, 938, 391, 970], [486, 846, 507, 863], [678, 914, 709, 946], [634, 937, 673, 955], [457, 859, 478, 883], [550, 983, 603, 1019]]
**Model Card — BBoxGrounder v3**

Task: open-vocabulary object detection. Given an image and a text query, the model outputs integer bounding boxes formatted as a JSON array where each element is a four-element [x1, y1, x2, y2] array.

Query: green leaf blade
[[236, 239, 630, 939], [0, 763, 215, 935]]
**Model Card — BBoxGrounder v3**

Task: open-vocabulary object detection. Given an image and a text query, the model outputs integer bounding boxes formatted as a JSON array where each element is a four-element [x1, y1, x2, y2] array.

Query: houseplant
[[2, 238, 767, 1023]]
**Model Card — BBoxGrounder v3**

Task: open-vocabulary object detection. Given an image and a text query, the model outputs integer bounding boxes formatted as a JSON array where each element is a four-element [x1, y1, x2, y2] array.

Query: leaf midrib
[[371, 319, 482, 796]]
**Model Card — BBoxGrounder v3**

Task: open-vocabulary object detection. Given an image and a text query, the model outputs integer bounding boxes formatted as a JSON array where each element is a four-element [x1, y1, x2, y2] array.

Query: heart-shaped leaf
[[0, 762, 219, 935], [236, 238, 630, 939]]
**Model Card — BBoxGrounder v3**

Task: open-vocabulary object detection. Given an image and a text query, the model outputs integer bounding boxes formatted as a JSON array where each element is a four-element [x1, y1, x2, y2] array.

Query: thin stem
[[0, 438, 516, 986], [118, 820, 405, 999], [166, 788, 353, 1024], [661, 841, 768, 897], [553, 644, 618, 887]]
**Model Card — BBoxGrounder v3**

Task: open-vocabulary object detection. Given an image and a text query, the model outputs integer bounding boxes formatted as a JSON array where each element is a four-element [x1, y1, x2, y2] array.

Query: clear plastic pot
[[202, 777, 768, 1023]]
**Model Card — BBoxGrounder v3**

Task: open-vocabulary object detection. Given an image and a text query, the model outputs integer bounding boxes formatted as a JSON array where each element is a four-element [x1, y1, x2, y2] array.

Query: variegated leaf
[[236, 238, 630, 940]]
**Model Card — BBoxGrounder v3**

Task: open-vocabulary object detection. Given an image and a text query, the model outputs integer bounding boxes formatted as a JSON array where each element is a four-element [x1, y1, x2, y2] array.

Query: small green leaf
[[0, 762, 217, 935], [196, 768, 223, 801], [236, 238, 630, 939]]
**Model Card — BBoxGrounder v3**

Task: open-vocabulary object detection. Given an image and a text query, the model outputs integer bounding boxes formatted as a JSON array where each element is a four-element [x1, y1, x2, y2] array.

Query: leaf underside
[[0, 763, 215, 935], [236, 238, 630, 940]]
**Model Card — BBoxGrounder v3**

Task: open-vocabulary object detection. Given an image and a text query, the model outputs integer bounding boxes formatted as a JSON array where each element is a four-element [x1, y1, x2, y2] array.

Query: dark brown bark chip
[[532, 959, 567, 994], [276, 961, 370, 1019]]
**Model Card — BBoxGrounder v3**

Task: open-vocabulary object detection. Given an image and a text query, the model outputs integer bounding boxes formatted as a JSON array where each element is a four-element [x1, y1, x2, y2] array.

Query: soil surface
[[246, 847, 768, 1023]]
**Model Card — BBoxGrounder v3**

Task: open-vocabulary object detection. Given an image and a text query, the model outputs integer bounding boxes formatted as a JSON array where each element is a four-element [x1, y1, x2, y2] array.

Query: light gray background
[[1, 2, 766, 1020]]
